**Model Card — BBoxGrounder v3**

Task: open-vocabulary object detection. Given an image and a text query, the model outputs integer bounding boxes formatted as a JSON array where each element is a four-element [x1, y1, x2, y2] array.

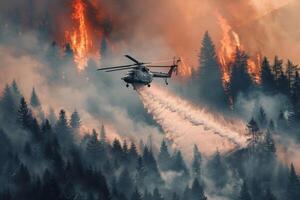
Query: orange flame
[[216, 13, 261, 85], [216, 13, 241, 85], [178, 57, 192, 79], [65, 0, 100, 71], [247, 53, 261, 84]]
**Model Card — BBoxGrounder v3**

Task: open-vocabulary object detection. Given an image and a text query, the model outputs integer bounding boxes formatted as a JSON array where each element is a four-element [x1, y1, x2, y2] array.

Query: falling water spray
[[137, 85, 249, 159]]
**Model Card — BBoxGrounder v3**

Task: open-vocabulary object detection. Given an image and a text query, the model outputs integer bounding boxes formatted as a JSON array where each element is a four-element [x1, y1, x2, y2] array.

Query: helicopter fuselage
[[121, 68, 153, 85]]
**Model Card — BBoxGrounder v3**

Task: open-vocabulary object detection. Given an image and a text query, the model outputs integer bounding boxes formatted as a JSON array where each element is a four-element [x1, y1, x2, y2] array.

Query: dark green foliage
[[136, 156, 146, 187], [100, 123, 107, 143], [207, 151, 228, 188], [246, 118, 261, 147], [152, 188, 164, 200], [171, 150, 188, 175], [117, 169, 133, 197], [286, 163, 300, 200], [258, 107, 267, 129], [130, 188, 142, 200], [196, 31, 227, 109], [263, 188, 277, 200], [86, 129, 104, 160], [30, 87, 41, 108], [142, 146, 162, 183], [228, 48, 253, 104], [14, 164, 31, 185], [158, 139, 171, 171], [261, 57, 276, 92], [272, 56, 283, 81], [191, 178, 207, 200], [70, 110, 81, 129], [192, 145, 202, 178], [239, 182, 251, 200], [17, 97, 33, 129], [11, 80, 22, 103], [1, 84, 17, 121]]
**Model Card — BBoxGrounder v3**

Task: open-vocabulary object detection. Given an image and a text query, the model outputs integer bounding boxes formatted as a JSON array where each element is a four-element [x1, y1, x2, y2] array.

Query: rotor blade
[[105, 67, 137, 72], [146, 65, 176, 68], [124, 55, 140, 64], [97, 64, 138, 71]]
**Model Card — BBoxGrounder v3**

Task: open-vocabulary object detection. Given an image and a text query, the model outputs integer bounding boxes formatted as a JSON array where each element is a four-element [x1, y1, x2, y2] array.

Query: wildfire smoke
[[65, 0, 104, 71]]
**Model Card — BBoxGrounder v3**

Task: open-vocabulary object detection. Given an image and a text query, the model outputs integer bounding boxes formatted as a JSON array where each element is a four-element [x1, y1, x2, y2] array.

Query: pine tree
[[112, 138, 123, 159], [277, 110, 288, 129], [258, 107, 267, 129], [31, 118, 41, 141], [192, 145, 202, 178], [246, 118, 261, 149], [269, 120, 275, 131], [263, 188, 277, 200], [191, 178, 207, 200], [171, 150, 188, 174], [55, 109, 70, 134], [272, 56, 283, 81], [70, 110, 81, 129], [142, 146, 161, 181], [229, 48, 253, 104], [197, 31, 227, 109], [86, 129, 102, 159], [100, 123, 107, 143], [291, 71, 300, 122], [129, 142, 138, 161], [286, 163, 300, 200], [14, 164, 31, 185], [261, 57, 276, 92], [277, 69, 289, 96], [136, 156, 146, 187], [11, 79, 22, 103], [131, 188, 142, 200], [152, 188, 164, 200], [207, 150, 228, 188], [0, 189, 12, 200], [1, 84, 16, 120], [158, 139, 171, 171], [286, 60, 298, 94], [30, 87, 41, 108], [118, 168, 133, 197], [48, 107, 57, 126], [171, 193, 180, 200], [17, 97, 32, 128], [263, 130, 276, 156], [239, 182, 251, 200]]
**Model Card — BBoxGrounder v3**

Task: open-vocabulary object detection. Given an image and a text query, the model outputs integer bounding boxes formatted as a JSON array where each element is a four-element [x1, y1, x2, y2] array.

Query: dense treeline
[[188, 32, 300, 139], [0, 78, 300, 199]]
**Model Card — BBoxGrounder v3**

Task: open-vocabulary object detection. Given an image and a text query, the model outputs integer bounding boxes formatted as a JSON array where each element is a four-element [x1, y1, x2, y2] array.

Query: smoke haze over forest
[[0, 0, 300, 200]]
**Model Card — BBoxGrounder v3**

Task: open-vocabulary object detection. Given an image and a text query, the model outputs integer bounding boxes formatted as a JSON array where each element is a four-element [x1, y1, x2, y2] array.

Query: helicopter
[[97, 55, 181, 88]]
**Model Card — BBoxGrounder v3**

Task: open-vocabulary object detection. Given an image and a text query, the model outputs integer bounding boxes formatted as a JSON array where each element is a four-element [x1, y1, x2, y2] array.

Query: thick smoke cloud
[[0, 30, 163, 148], [1, 0, 298, 69]]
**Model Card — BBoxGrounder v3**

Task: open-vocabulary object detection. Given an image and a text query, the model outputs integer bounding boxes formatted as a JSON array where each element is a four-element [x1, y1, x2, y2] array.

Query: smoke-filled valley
[[1, 0, 300, 200]]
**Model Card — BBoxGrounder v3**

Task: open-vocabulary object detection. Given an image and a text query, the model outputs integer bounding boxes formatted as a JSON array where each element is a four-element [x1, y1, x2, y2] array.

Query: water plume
[[137, 85, 248, 158]]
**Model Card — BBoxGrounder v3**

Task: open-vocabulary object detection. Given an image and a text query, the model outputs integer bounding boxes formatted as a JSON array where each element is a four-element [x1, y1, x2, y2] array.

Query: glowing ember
[[65, 0, 99, 71]]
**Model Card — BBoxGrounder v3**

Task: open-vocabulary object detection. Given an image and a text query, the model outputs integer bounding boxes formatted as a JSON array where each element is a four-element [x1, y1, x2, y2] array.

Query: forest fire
[[247, 53, 262, 84], [217, 13, 261, 85], [217, 13, 241, 85], [177, 57, 192, 79], [65, 0, 100, 71]]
